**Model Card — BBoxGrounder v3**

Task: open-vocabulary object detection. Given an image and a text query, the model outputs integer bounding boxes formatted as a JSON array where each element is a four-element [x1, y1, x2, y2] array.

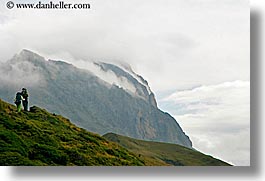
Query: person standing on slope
[[14, 92, 24, 113], [21, 88, 29, 111]]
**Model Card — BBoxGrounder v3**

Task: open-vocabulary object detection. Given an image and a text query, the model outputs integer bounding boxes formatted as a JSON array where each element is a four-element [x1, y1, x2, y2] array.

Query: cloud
[[0, 50, 46, 89], [44, 51, 138, 94], [67, 59, 138, 94], [0, 49, 138, 97], [0, 0, 249, 93], [0, 53, 46, 89], [160, 80, 250, 165]]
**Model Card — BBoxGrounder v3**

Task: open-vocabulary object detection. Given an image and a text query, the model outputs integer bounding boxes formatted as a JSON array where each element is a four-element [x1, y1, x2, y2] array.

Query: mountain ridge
[[103, 133, 231, 166], [0, 50, 192, 148]]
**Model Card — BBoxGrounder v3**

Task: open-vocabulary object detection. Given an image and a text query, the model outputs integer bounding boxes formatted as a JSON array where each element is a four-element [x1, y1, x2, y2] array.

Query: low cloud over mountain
[[160, 81, 250, 165]]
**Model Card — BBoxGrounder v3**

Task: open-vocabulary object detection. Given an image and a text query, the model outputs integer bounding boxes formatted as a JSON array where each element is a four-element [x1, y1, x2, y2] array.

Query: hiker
[[21, 88, 29, 111], [14, 92, 24, 113]]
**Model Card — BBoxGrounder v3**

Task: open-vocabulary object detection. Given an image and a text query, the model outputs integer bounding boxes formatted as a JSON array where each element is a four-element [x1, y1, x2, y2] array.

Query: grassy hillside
[[103, 133, 231, 166], [0, 99, 144, 166], [0, 98, 231, 166]]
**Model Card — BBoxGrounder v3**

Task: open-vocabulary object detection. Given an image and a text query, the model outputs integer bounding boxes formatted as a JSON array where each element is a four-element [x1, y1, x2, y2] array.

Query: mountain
[[0, 99, 144, 166], [103, 133, 231, 166], [0, 49, 192, 148]]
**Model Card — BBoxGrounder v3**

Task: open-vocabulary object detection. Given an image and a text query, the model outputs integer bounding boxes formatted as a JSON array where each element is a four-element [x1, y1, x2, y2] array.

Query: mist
[[0, 53, 45, 89], [0, 0, 250, 165], [160, 80, 250, 165], [0, 0, 249, 93]]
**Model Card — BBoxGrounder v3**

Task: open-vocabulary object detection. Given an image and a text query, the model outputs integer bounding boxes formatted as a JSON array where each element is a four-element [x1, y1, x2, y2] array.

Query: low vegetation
[[0, 98, 230, 166], [0, 99, 144, 166], [103, 133, 231, 166]]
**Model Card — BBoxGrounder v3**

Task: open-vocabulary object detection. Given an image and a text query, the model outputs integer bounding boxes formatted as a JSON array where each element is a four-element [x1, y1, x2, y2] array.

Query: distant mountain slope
[[0, 99, 144, 166], [0, 50, 192, 148], [103, 133, 231, 166]]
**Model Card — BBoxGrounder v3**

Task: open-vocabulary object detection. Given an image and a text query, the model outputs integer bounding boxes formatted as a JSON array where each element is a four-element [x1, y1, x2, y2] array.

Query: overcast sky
[[0, 0, 249, 165]]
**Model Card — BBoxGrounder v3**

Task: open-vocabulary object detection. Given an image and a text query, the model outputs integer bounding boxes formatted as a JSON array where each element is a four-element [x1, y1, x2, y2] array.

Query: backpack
[[15, 93, 22, 104]]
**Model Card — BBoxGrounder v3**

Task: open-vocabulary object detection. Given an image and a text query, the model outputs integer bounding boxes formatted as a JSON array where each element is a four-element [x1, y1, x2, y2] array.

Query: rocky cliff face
[[0, 50, 192, 148]]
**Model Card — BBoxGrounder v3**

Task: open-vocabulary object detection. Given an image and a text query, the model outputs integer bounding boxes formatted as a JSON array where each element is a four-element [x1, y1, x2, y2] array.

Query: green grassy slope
[[0, 99, 144, 166], [0, 98, 231, 166], [103, 133, 231, 166]]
